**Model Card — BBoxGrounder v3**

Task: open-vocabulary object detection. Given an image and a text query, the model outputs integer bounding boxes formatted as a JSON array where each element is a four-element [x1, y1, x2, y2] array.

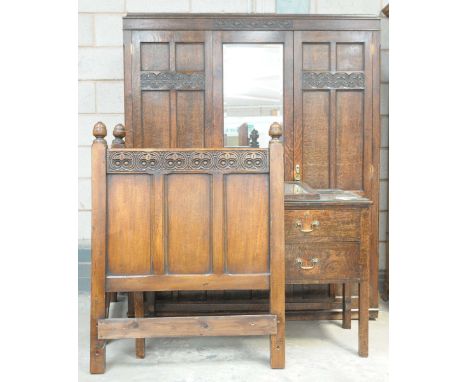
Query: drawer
[[285, 242, 361, 284], [285, 209, 360, 242]]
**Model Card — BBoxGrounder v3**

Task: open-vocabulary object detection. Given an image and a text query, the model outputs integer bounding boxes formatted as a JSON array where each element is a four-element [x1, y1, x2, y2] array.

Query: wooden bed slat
[[98, 314, 278, 339], [106, 274, 270, 292]]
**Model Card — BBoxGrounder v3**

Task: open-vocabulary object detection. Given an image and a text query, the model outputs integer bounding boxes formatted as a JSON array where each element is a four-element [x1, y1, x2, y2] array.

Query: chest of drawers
[[284, 182, 372, 356]]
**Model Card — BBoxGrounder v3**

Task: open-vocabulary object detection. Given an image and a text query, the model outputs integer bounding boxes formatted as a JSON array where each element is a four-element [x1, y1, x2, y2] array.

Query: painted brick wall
[[78, 0, 389, 290]]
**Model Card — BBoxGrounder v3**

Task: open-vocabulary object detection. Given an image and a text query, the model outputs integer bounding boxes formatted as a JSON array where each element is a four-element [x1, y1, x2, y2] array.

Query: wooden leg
[[134, 292, 146, 359], [146, 292, 155, 316], [90, 289, 106, 373], [127, 292, 135, 318], [105, 293, 110, 319], [270, 317, 285, 369], [358, 281, 369, 357], [342, 283, 352, 329], [109, 292, 118, 303]]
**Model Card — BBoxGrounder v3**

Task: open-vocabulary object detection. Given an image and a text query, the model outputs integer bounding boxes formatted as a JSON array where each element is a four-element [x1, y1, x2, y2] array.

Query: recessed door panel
[[167, 174, 212, 274], [107, 175, 151, 275], [225, 174, 269, 274]]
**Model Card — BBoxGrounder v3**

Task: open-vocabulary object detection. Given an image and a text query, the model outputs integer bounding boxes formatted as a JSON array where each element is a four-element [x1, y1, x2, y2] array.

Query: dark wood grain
[[285, 209, 361, 241], [336, 91, 364, 191], [302, 91, 330, 187], [370, 30, 381, 310], [359, 208, 370, 357], [285, 242, 360, 283]]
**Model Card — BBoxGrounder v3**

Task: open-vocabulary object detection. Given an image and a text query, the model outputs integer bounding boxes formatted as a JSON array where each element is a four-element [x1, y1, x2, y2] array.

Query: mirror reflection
[[223, 44, 283, 148]]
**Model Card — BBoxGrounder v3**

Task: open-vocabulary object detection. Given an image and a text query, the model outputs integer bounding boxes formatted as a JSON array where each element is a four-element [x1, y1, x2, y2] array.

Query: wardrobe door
[[293, 31, 380, 308], [294, 31, 375, 192], [124, 31, 213, 148]]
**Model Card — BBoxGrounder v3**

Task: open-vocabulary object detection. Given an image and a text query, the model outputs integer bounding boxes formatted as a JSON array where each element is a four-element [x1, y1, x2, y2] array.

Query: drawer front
[[286, 242, 360, 284], [285, 209, 360, 242]]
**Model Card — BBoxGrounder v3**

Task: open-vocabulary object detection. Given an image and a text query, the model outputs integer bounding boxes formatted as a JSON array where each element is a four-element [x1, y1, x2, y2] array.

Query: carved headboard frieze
[[107, 150, 269, 174]]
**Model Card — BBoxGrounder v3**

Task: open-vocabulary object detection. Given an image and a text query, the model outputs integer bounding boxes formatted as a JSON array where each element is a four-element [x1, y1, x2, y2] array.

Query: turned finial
[[112, 124, 126, 148], [93, 121, 107, 141], [269, 122, 282, 141]]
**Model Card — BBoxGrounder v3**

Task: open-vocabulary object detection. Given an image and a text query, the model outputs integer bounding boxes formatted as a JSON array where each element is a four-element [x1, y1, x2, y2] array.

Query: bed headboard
[[91, 122, 284, 294]]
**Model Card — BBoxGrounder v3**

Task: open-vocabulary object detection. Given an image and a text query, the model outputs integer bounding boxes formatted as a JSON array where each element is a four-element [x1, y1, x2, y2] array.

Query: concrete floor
[[79, 293, 388, 381]]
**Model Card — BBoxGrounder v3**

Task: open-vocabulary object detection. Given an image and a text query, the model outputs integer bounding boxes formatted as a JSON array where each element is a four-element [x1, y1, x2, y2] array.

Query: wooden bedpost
[[111, 123, 126, 148], [90, 122, 108, 374], [268, 122, 285, 369], [110, 123, 145, 358], [107, 124, 125, 306]]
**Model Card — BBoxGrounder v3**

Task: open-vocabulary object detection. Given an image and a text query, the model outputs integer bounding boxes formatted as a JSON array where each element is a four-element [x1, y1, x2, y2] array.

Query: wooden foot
[[342, 283, 351, 329], [134, 292, 146, 359], [270, 336, 285, 368], [358, 282, 369, 357], [90, 293, 106, 373], [270, 318, 285, 369], [90, 327, 106, 374]]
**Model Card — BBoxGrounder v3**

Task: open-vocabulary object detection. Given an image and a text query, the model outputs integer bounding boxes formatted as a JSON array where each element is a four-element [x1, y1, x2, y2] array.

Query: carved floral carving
[[213, 19, 292, 29], [302, 72, 365, 89], [107, 150, 269, 173], [141, 72, 205, 90]]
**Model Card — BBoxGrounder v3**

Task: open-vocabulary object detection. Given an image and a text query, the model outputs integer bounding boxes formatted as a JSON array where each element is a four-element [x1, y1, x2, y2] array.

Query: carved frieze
[[302, 72, 365, 89], [107, 150, 269, 174], [141, 72, 205, 90], [213, 19, 292, 30]]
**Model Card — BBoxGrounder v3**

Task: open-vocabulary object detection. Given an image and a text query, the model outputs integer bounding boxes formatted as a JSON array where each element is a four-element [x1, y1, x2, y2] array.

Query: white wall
[[78, 0, 389, 287]]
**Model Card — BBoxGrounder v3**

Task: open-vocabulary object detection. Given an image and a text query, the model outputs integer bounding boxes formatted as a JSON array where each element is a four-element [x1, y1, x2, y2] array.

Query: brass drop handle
[[295, 219, 320, 233], [296, 257, 319, 270]]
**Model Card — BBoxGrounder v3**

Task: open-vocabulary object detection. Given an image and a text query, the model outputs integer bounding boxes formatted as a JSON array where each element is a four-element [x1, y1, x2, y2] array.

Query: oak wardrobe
[[121, 13, 381, 319]]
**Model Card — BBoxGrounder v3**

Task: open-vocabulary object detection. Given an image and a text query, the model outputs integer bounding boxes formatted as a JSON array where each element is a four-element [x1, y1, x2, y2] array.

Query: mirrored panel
[[223, 44, 283, 148]]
